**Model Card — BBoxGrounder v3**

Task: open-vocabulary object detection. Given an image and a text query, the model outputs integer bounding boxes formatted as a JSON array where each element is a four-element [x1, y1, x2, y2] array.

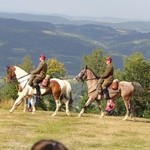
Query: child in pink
[[105, 99, 115, 115]]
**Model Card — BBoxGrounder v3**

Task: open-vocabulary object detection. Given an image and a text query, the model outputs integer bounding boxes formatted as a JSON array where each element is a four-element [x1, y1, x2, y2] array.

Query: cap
[[105, 57, 112, 62], [39, 54, 46, 60]]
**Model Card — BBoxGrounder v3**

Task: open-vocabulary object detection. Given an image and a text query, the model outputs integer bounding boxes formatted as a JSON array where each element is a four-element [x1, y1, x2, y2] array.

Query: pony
[[75, 66, 143, 120], [6, 65, 72, 116]]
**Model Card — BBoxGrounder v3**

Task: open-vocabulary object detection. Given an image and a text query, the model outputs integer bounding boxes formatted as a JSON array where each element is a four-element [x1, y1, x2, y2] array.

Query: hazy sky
[[0, 0, 150, 20]]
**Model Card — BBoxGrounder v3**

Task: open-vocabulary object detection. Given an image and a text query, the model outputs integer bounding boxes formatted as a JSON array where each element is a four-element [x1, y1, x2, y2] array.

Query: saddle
[[41, 75, 50, 87], [109, 79, 119, 90]]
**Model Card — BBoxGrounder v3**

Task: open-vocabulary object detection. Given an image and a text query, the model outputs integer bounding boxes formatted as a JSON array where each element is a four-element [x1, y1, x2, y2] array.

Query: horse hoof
[[51, 113, 56, 117], [131, 118, 136, 121], [100, 112, 104, 119], [78, 114, 81, 118], [32, 112, 35, 115], [9, 110, 13, 113], [67, 113, 70, 116]]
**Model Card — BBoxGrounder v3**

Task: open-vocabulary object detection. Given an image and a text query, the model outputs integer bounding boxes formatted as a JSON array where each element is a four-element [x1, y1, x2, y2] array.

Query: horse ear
[[85, 65, 88, 69]]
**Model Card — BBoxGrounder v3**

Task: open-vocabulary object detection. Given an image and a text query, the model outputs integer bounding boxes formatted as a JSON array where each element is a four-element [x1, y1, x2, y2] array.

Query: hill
[[0, 14, 150, 76]]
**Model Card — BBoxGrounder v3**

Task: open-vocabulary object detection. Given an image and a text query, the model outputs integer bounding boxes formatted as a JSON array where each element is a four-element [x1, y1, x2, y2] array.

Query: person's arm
[[100, 64, 112, 79], [31, 63, 43, 74]]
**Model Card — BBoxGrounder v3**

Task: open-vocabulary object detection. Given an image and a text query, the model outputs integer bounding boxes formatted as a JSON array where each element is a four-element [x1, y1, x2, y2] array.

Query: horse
[[6, 65, 72, 116], [75, 66, 143, 120]]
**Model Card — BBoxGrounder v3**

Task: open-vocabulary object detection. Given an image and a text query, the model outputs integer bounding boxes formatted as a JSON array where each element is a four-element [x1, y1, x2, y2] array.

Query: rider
[[28, 54, 47, 99], [97, 57, 114, 100]]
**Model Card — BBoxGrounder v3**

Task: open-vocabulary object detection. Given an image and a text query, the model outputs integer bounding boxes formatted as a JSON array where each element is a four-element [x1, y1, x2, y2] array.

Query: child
[[105, 99, 115, 116], [27, 95, 36, 112]]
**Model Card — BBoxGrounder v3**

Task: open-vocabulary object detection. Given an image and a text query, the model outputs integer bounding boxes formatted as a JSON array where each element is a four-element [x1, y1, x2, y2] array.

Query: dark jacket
[[100, 63, 114, 82], [31, 61, 47, 78]]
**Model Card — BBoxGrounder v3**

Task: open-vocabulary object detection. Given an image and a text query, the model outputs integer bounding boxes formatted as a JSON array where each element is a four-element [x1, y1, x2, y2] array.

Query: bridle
[[6, 66, 16, 82], [76, 68, 98, 82], [7, 66, 29, 83], [76, 68, 98, 94]]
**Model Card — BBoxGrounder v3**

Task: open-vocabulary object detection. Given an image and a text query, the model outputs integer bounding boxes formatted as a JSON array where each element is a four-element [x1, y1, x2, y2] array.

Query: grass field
[[0, 109, 150, 150]]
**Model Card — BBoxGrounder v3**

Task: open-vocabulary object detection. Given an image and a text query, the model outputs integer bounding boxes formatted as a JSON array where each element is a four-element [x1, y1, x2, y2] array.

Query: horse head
[[6, 66, 16, 83], [76, 66, 88, 82]]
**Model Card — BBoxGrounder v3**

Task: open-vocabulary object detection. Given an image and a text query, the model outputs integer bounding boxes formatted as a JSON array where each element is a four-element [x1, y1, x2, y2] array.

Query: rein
[[81, 78, 98, 94], [86, 77, 98, 81], [18, 73, 30, 80]]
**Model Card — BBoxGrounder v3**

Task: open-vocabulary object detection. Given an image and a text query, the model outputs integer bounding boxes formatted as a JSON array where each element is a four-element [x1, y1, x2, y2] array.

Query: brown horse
[[6, 66, 72, 116], [76, 66, 143, 120]]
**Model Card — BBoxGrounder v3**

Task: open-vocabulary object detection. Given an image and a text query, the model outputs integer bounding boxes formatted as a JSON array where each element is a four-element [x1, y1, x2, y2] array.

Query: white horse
[[6, 66, 72, 116]]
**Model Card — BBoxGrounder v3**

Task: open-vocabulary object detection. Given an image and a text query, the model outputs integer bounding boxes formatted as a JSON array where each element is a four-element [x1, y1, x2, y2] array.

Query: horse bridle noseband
[[78, 68, 98, 93]]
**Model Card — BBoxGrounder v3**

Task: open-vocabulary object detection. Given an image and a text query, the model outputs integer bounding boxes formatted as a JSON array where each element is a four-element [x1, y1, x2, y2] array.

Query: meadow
[[0, 109, 150, 150]]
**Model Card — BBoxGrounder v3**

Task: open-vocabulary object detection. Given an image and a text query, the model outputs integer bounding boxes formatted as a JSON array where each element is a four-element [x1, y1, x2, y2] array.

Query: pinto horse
[[6, 66, 72, 116], [76, 66, 143, 120]]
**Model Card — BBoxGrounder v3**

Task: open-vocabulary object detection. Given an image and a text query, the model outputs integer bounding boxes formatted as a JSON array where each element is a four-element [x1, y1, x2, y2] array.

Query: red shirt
[[105, 100, 115, 111]]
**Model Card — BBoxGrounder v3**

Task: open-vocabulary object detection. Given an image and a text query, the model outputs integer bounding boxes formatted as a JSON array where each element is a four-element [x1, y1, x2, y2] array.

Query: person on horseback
[[28, 54, 47, 100], [97, 57, 114, 100]]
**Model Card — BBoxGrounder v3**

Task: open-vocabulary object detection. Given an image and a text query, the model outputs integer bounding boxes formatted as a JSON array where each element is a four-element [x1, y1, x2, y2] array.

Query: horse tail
[[132, 82, 143, 95], [63, 80, 73, 103]]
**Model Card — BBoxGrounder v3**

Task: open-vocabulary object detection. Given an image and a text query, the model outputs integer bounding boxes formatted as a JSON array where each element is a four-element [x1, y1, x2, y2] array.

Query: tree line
[[0, 49, 149, 118]]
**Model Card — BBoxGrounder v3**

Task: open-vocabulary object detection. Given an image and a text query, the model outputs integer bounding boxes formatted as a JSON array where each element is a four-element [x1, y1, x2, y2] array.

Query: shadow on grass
[[127, 118, 150, 123]]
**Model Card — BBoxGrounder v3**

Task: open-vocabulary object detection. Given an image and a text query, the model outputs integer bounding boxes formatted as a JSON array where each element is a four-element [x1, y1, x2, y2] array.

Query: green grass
[[0, 109, 150, 150]]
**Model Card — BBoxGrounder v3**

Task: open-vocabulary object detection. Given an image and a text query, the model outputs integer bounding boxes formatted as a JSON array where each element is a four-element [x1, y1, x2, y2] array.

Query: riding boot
[[97, 78, 104, 93], [34, 84, 42, 101], [103, 88, 110, 100]]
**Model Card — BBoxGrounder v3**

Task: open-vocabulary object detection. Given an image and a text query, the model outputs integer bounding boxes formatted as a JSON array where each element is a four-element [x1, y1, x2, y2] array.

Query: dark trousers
[[28, 74, 43, 96]]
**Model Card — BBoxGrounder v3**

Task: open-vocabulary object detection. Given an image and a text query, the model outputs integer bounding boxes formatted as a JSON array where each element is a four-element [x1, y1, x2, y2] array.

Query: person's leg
[[33, 77, 43, 100], [28, 74, 35, 87], [97, 78, 104, 99], [102, 80, 111, 100]]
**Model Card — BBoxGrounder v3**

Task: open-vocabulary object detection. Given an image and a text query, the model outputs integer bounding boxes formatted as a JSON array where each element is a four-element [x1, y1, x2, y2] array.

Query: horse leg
[[96, 100, 102, 114], [96, 100, 105, 118], [9, 94, 25, 113], [62, 98, 70, 116], [51, 100, 61, 116], [78, 97, 93, 117], [23, 98, 27, 112], [30, 97, 36, 114], [123, 97, 131, 121]]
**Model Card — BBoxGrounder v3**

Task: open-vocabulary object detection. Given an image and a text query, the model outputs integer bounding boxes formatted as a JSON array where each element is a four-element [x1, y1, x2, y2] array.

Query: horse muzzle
[[75, 76, 81, 81]]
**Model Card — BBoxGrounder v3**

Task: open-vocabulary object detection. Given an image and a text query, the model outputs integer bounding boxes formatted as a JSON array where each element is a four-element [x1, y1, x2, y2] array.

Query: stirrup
[[97, 94, 102, 100]]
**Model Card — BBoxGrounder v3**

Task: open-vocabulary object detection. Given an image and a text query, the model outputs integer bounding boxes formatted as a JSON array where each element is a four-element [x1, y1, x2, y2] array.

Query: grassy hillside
[[0, 109, 150, 150]]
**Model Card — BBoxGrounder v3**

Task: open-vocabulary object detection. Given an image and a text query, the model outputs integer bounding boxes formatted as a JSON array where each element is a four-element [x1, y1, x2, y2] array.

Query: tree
[[122, 52, 150, 87], [46, 58, 67, 78], [115, 52, 150, 118], [18, 55, 34, 73], [82, 49, 106, 76]]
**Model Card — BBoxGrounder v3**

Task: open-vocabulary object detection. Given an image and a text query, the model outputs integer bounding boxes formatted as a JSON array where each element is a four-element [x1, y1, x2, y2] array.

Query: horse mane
[[87, 67, 99, 79], [14, 66, 28, 74]]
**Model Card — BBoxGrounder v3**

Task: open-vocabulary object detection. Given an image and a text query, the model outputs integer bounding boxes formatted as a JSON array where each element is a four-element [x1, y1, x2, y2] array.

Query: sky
[[0, 0, 150, 21]]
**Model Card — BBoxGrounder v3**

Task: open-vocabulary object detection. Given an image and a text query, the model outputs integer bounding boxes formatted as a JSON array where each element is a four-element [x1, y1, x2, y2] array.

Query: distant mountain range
[[0, 12, 150, 76]]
